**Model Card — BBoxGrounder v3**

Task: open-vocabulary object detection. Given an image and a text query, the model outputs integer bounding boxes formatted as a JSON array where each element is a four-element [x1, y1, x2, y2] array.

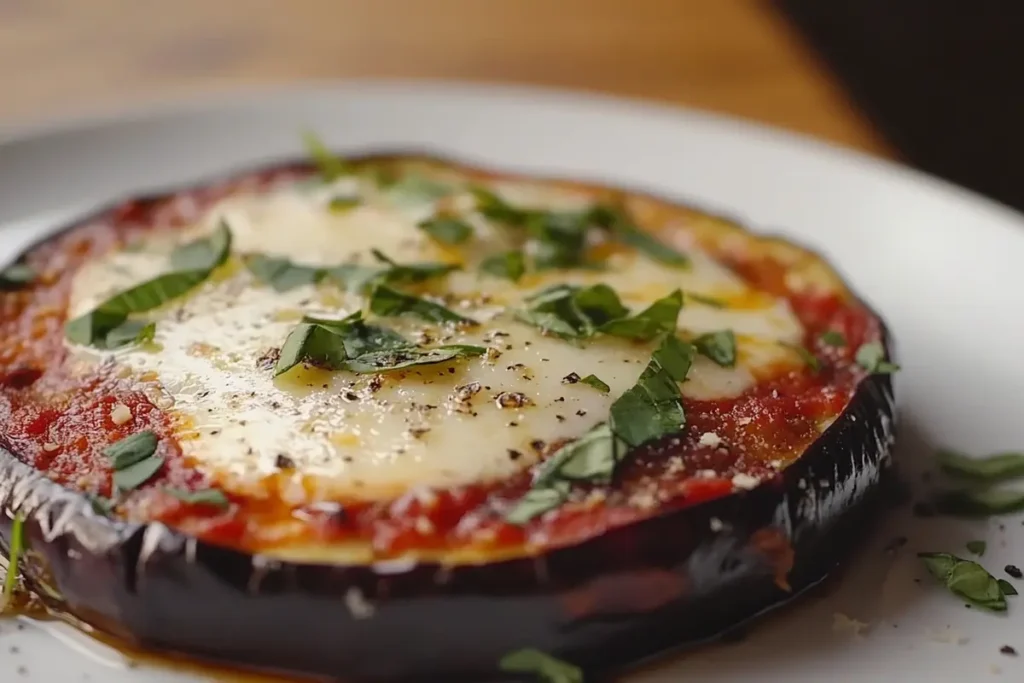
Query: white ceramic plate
[[2, 81, 1024, 682]]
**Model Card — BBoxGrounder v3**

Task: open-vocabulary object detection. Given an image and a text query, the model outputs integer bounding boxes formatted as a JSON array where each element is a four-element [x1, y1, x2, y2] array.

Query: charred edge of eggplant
[[0, 155, 898, 682]]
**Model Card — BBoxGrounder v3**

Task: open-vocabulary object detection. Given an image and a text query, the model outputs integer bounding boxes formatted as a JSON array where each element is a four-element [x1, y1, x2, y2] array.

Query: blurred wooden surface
[[0, 0, 888, 155]]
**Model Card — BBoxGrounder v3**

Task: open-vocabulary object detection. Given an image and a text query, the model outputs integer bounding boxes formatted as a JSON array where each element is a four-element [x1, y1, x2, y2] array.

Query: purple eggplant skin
[[0, 155, 897, 682]]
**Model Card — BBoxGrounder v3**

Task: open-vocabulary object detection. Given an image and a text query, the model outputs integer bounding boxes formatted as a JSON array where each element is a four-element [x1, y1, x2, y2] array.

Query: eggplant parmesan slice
[[0, 151, 896, 682]]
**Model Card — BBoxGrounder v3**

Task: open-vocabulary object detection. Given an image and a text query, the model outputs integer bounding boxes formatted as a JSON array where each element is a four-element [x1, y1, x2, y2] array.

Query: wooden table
[[0, 0, 888, 156]]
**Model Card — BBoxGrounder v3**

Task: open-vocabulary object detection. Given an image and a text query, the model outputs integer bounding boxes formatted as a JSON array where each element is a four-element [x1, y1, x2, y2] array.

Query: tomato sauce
[[0, 164, 882, 558]]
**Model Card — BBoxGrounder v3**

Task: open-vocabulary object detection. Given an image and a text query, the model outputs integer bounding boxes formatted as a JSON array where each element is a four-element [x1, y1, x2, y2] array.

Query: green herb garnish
[[471, 186, 531, 225], [368, 284, 476, 325], [244, 254, 324, 292], [999, 579, 1019, 596], [694, 329, 737, 367], [2, 514, 24, 609], [0, 263, 35, 290], [687, 292, 726, 308], [933, 488, 1024, 517], [103, 430, 158, 469], [275, 312, 482, 376], [588, 205, 689, 267], [165, 488, 230, 509], [103, 430, 163, 492], [599, 290, 683, 341], [385, 175, 453, 206], [369, 249, 459, 285], [499, 648, 584, 683], [936, 450, 1024, 482], [966, 540, 987, 556], [302, 130, 349, 181], [480, 250, 526, 282], [103, 320, 156, 348], [418, 216, 473, 245], [919, 552, 1008, 611], [782, 342, 821, 372], [327, 196, 361, 213], [580, 374, 610, 393], [515, 284, 681, 343], [855, 341, 899, 374], [821, 330, 846, 347], [507, 336, 693, 524], [66, 223, 232, 348]]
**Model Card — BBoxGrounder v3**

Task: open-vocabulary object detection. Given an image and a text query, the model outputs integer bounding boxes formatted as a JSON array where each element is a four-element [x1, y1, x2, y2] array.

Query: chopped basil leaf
[[327, 196, 360, 213], [571, 284, 629, 328], [600, 290, 683, 341], [276, 313, 482, 375], [168, 224, 233, 272], [527, 211, 591, 270], [966, 540, 987, 556], [499, 648, 584, 683], [480, 250, 526, 282], [326, 263, 388, 292], [342, 344, 485, 373], [244, 254, 324, 292], [275, 323, 350, 376], [508, 336, 693, 524], [385, 175, 453, 206], [103, 430, 159, 470], [855, 341, 899, 374], [368, 284, 476, 325], [301, 130, 349, 182], [515, 283, 630, 341], [609, 335, 693, 447], [471, 186, 531, 225], [782, 342, 821, 372], [504, 481, 572, 527], [934, 488, 1024, 517], [919, 552, 1007, 611], [103, 320, 155, 349], [370, 249, 459, 284], [0, 263, 35, 290], [999, 579, 1019, 596], [2, 514, 24, 607], [165, 488, 230, 508], [418, 216, 473, 245], [821, 330, 846, 347], [533, 424, 624, 487], [687, 292, 726, 308], [694, 329, 737, 367], [87, 494, 116, 516], [589, 205, 689, 267], [113, 455, 164, 492], [580, 374, 610, 393], [936, 449, 1024, 482], [66, 223, 232, 347]]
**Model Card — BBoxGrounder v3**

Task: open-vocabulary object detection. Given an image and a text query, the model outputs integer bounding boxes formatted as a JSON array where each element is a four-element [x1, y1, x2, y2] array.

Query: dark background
[[777, 0, 1024, 211]]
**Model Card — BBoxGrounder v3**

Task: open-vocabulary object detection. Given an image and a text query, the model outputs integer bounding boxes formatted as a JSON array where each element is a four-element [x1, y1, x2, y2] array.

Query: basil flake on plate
[[104, 430, 164, 492], [936, 449, 1024, 482], [499, 648, 583, 683], [919, 552, 1009, 611]]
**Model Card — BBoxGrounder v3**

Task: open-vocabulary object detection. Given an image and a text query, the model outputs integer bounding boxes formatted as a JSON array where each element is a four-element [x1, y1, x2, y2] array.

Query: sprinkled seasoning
[[1007, 565, 1023, 579], [562, 372, 581, 384]]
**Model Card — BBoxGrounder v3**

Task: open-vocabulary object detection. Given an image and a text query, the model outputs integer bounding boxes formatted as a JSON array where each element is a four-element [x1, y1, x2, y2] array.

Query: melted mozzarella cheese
[[67, 177, 805, 500]]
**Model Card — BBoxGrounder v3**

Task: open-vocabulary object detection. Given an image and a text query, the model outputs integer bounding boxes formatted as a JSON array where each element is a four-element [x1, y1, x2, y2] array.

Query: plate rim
[[2, 77, 1023, 235]]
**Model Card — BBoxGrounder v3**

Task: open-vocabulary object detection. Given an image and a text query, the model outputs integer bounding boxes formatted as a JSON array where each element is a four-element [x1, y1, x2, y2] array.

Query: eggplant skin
[[0, 155, 897, 683]]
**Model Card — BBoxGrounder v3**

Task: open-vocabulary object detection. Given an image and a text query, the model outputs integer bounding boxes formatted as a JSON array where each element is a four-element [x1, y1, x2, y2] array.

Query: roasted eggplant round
[[0, 151, 896, 682]]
